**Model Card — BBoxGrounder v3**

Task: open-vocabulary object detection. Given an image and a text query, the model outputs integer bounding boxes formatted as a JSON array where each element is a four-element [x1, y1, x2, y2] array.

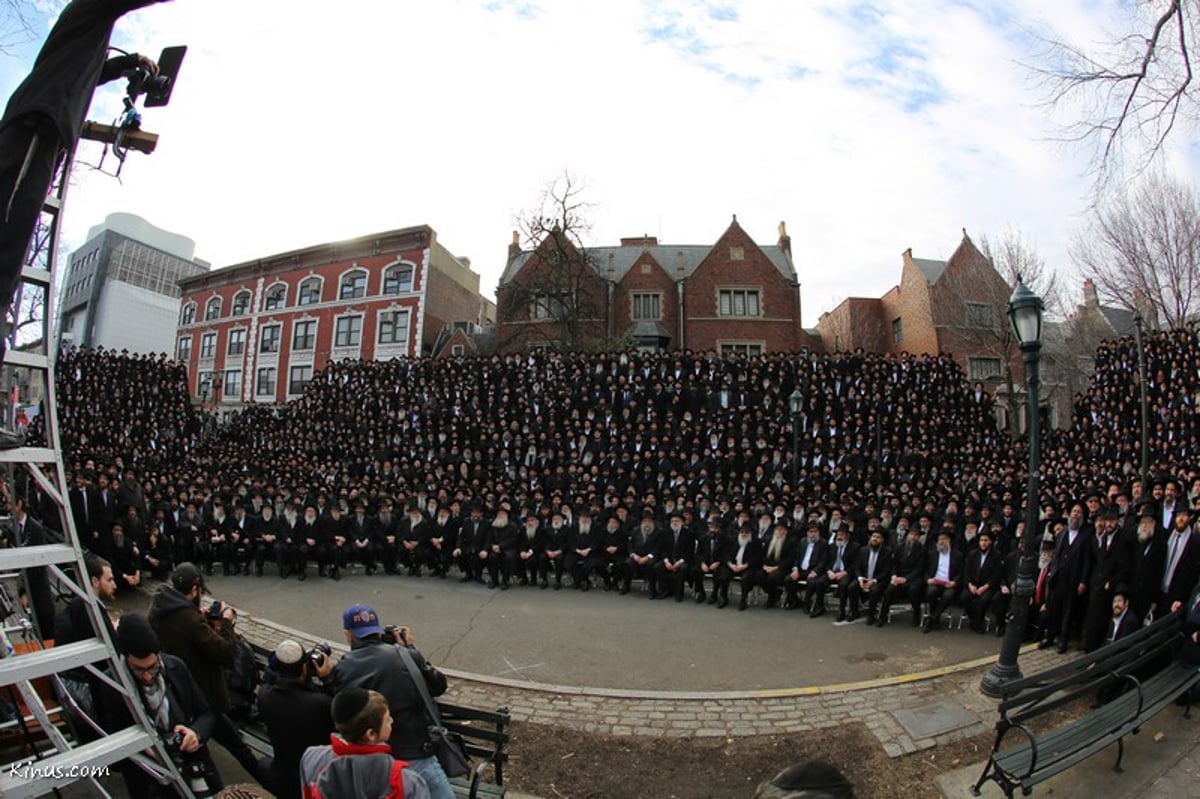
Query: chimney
[[619, 235, 658, 247], [1083, 278, 1099, 307], [508, 230, 521, 261], [777, 220, 792, 259]]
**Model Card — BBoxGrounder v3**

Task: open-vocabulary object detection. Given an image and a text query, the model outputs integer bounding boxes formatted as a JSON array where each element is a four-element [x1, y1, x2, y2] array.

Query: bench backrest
[[998, 610, 1185, 722]]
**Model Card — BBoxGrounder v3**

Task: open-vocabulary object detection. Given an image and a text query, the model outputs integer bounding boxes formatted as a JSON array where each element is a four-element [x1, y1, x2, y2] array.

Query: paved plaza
[[99, 575, 1200, 798]]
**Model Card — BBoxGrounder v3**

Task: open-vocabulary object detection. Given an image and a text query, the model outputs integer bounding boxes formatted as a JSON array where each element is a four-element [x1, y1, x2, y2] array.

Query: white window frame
[[259, 323, 281, 353], [298, 277, 322, 307], [292, 319, 317, 351], [339, 268, 368, 300], [334, 314, 363, 347]]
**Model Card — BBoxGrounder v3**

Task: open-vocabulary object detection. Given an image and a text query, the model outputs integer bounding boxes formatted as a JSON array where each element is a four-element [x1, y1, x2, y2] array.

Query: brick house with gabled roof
[[816, 230, 1022, 387], [496, 216, 809, 354]]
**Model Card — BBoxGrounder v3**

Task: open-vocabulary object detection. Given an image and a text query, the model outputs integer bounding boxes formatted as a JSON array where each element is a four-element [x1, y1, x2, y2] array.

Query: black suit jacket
[[1105, 610, 1142, 646], [1090, 528, 1133, 593], [925, 549, 964, 586], [1050, 527, 1095, 592], [894, 540, 927, 584], [824, 540, 859, 575], [965, 547, 1003, 591], [1130, 536, 1165, 616], [658, 528, 695, 564], [854, 545, 894, 583], [1160, 531, 1200, 607], [793, 538, 829, 576]]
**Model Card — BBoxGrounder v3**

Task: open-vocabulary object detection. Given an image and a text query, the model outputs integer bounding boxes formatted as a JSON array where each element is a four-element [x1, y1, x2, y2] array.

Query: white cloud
[[2, 0, 1196, 327]]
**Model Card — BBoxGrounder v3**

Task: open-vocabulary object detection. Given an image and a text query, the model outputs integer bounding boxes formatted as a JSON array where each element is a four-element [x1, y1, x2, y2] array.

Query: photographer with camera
[[332, 604, 454, 799], [147, 562, 263, 781], [105, 612, 221, 798], [257, 639, 335, 799], [0, 1, 172, 439]]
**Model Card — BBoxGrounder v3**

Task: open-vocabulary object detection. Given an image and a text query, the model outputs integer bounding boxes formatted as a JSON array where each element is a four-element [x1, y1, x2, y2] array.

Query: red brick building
[[495, 216, 808, 354], [815, 230, 1021, 385], [176, 225, 490, 407]]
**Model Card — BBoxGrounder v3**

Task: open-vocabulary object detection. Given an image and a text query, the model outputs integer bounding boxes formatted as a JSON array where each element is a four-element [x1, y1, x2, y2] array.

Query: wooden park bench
[[971, 609, 1200, 798]]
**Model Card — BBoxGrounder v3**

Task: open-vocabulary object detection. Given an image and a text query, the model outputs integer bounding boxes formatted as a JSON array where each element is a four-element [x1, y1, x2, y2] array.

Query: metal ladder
[[0, 140, 190, 797]]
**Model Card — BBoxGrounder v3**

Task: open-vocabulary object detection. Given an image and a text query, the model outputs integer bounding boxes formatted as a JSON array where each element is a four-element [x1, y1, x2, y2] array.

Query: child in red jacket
[[301, 688, 429, 799]]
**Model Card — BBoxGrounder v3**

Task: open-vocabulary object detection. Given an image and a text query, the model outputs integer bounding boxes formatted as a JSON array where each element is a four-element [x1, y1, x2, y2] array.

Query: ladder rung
[[0, 726, 155, 798], [0, 447, 57, 463], [3, 350, 50, 370], [42, 195, 61, 213], [18, 266, 51, 288], [0, 544, 79, 570], [0, 639, 110, 683]]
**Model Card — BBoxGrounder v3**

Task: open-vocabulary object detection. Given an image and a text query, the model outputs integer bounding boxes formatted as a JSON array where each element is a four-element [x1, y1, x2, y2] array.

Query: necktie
[[836, 545, 844, 570], [868, 550, 877, 579], [1165, 534, 1185, 591]]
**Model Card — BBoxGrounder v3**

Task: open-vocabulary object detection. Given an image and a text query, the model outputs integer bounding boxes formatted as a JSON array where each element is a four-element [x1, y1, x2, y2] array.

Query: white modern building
[[58, 213, 209, 354]]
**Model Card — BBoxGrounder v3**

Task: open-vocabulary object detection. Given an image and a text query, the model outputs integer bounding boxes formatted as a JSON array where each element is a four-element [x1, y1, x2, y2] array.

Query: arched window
[[383, 263, 414, 294], [340, 268, 368, 300], [298, 277, 322, 306], [205, 296, 222, 321], [231, 290, 251, 316], [181, 302, 196, 325], [264, 283, 287, 310]]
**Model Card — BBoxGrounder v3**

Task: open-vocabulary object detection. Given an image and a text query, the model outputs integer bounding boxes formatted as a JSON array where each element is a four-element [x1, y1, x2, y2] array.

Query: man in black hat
[[452, 503, 488, 583], [922, 528, 963, 633], [1083, 506, 1133, 652], [105, 611, 222, 798], [1158, 503, 1199, 619]]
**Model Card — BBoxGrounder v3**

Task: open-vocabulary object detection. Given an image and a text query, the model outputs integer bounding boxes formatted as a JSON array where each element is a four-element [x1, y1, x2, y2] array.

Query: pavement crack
[[438, 590, 497, 665]]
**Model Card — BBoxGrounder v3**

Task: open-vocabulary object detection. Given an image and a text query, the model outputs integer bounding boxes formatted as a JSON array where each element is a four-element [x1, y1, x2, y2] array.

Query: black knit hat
[[116, 612, 160, 658], [331, 687, 372, 726]]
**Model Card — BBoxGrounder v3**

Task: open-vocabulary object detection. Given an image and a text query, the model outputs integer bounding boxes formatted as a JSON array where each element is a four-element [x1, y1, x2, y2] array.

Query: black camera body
[[205, 601, 222, 621], [124, 45, 187, 108], [384, 625, 407, 645], [308, 641, 332, 667]]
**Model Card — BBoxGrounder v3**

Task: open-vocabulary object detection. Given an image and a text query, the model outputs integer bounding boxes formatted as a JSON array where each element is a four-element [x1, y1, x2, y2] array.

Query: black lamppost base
[[980, 661, 1023, 698]]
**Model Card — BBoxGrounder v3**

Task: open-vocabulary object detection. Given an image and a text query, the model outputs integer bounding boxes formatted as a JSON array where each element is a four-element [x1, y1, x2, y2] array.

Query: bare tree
[[1033, 1, 1197, 187], [0, 0, 37, 56], [979, 226, 1066, 318], [498, 173, 611, 352], [1071, 171, 1200, 329]]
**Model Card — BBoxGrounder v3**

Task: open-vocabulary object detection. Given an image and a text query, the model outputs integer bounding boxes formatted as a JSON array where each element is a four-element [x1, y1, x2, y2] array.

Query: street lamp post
[[981, 278, 1045, 698], [789, 388, 803, 486], [1132, 311, 1150, 487]]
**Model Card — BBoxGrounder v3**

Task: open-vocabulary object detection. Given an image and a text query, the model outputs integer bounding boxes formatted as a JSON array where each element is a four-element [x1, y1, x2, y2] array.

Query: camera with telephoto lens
[[308, 641, 331, 667]]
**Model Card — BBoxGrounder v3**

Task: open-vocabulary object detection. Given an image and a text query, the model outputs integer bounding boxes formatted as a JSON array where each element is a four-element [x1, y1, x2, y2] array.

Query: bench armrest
[[993, 720, 1040, 782]]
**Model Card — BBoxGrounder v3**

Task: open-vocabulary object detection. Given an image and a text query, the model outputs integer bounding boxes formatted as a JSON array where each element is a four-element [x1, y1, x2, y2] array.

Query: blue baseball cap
[[342, 604, 385, 639]]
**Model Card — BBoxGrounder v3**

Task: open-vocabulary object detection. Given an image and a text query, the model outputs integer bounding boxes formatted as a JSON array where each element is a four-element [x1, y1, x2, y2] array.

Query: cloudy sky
[[2, 0, 1197, 326]]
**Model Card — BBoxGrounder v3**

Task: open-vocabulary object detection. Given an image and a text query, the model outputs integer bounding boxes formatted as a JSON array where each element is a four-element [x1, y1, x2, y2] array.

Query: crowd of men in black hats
[[29, 320, 1200, 651]]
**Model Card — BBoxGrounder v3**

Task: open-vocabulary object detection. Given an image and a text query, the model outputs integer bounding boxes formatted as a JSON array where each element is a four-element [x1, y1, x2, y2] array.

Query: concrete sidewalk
[[937, 702, 1200, 798]]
